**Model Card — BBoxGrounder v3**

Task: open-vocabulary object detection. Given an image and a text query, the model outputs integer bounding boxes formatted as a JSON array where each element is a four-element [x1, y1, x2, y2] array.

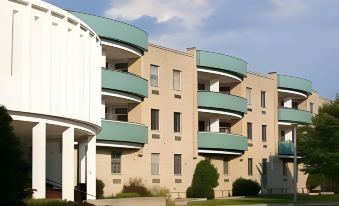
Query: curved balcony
[[70, 11, 148, 51], [278, 141, 294, 156], [102, 68, 148, 101], [278, 107, 312, 125], [97, 119, 148, 144], [198, 91, 247, 118], [198, 132, 248, 154], [278, 74, 312, 96], [196, 50, 247, 81]]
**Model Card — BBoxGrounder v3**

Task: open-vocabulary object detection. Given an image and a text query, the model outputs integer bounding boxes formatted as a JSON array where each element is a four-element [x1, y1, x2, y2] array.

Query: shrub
[[232, 178, 261, 196], [122, 177, 151, 197], [150, 186, 170, 198], [306, 174, 325, 191], [96, 179, 105, 198], [186, 159, 219, 199], [0, 106, 29, 206], [115, 192, 141, 198]]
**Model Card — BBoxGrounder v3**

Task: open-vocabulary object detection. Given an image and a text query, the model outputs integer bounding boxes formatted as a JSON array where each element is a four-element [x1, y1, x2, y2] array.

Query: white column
[[78, 141, 87, 184], [210, 117, 220, 132], [209, 79, 219, 92], [101, 97, 106, 119], [101, 48, 106, 68], [62, 127, 74, 201], [86, 136, 96, 200], [32, 122, 46, 199], [284, 97, 292, 108]]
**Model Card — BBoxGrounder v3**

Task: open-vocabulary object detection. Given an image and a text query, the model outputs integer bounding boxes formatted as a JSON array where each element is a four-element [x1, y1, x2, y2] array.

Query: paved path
[[87, 197, 166, 206]]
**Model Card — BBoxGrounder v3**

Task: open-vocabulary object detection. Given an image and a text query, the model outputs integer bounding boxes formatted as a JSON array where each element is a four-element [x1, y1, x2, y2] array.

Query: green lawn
[[188, 195, 339, 205]]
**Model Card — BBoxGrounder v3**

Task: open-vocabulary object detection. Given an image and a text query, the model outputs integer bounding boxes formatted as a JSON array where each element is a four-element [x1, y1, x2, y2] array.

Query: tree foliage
[[186, 159, 219, 199], [0, 106, 29, 206], [298, 100, 339, 182]]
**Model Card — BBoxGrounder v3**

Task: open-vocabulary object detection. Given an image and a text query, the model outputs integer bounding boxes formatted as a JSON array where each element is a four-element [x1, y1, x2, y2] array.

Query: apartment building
[[1, 0, 331, 201]]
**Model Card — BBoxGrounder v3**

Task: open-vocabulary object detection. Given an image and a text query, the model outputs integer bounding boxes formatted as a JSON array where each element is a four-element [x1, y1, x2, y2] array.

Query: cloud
[[104, 0, 213, 29]]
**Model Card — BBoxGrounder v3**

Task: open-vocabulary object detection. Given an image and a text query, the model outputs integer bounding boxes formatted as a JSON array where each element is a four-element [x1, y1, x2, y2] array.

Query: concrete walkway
[[87, 197, 166, 206]]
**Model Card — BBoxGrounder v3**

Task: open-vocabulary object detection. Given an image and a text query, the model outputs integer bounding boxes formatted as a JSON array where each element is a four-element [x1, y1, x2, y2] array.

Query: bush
[[232, 178, 261, 196], [96, 179, 105, 198], [122, 177, 151, 197], [186, 159, 219, 199], [150, 186, 170, 198], [115, 192, 141, 198], [0, 106, 29, 206], [306, 174, 325, 191]]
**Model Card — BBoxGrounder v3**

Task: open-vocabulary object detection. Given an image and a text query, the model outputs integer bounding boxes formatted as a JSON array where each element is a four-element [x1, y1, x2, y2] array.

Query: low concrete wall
[[87, 197, 166, 206]]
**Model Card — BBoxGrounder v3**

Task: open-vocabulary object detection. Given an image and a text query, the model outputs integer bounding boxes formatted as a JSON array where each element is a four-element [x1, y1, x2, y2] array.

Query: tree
[[186, 159, 219, 199], [0, 106, 29, 206], [298, 100, 339, 182]]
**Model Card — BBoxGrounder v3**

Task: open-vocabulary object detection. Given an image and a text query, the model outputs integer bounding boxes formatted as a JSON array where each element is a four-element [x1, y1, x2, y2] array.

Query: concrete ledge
[[87, 197, 166, 206]]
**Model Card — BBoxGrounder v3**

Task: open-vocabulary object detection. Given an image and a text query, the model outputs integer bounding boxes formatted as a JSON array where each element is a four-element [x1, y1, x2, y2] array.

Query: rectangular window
[[198, 120, 206, 132], [262, 125, 267, 142], [310, 102, 314, 113], [174, 154, 182, 175], [150, 65, 159, 87], [261, 91, 266, 108], [280, 131, 285, 142], [114, 63, 128, 72], [247, 122, 253, 140], [111, 152, 122, 174], [151, 109, 159, 131], [173, 70, 181, 91], [223, 158, 229, 175], [198, 83, 205, 91], [220, 86, 230, 94], [115, 108, 128, 122], [248, 158, 253, 176], [174, 112, 181, 133], [283, 162, 288, 176], [219, 121, 231, 133], [151, 153, 160, 175], [246, 87, 252, 105]]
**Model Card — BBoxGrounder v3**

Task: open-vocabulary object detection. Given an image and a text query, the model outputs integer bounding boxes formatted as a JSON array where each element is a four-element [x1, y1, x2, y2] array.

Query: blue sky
[[47, 0, 338, 99]]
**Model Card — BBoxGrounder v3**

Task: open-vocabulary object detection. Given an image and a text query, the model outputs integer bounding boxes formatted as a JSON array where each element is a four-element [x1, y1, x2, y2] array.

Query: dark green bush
[[0, 106, 29, 206], [96, 179, 105, 198], [122, 178, 151, 197], [186, 159, 219, 199], [306, 174, 325, 191], [232, 178, 261, 196]]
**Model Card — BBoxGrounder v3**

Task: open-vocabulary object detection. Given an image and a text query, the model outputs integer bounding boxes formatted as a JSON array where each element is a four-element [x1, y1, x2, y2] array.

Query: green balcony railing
[[196, 50, 247, 78], [198, 132, 248, 152], [102, 68, 148, 98], [278, 107, 312, 124], [70, 11, 148, 51], [278, 141, 294, 156], [278, 74, 312, 95], [97, 119, 148, 144], [198, 91, 247, 115]]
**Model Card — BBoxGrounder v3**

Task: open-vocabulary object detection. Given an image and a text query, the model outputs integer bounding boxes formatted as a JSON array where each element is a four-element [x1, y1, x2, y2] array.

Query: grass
[[25, 199, 94, 206], [188, 194, 339, 205]]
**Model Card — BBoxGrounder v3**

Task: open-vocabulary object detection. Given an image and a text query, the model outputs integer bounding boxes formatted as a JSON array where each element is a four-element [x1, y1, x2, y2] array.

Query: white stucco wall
[[0, 0, 101, 127]]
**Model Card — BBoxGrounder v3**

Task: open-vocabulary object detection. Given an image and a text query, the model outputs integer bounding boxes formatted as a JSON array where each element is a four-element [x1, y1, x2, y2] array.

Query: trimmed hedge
[[186, 159, 219, 199], [232, 178, 261, 196]]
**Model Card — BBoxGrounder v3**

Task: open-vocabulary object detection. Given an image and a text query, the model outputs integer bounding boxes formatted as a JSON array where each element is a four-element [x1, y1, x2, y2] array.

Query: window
[[111, 152, 122, 174], [115, 108, 128, 122], [151, 153, 160, 175], [174, 154, 182, 175], [220, 86, 230, 94], [262, 125, 267, 142], [282, 162, 288, 176], [219, 121, 231, 133], [292, 101, 298, 109], [174, 112, 181, 133], [247, 122, 253, 140], [198, 83, 205, 91], [280, 131, 285, 142], [115, 63, 128, 72], [173, 70, 181, 90], [151, 109, 159, 131], [223, 158, 229, 175], [261, 91, 266, 108], [246, 88, 252, 105], [150, 65, 159, 87], [310, 102, 314, 113], [198, 120, 206, 132], [248, 158, 253, 176]]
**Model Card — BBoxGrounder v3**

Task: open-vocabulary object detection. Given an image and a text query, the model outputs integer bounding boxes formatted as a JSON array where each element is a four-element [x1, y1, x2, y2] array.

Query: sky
[[47, 0, 339, 99]]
